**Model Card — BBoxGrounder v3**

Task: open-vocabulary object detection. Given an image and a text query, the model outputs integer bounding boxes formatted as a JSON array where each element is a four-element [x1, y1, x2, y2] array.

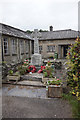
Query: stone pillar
[[9, 37, 12, 62], [61, 46, 64, 58], [29, 40, 32, 57], [17, 38, 19, 62], [31, 29, 42, 65], [58, 45, 62, 59]]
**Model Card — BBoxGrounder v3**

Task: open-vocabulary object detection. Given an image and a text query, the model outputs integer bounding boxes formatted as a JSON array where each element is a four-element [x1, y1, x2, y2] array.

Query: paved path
[[2, 96, 72, 118], [17, 80, 45, 87], [2, 85, 46, 99], [2, 84, 72, 118]]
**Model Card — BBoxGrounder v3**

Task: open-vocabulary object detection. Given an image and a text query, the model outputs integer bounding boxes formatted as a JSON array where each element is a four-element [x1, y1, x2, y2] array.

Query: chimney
[[49, 26, 53, 31]]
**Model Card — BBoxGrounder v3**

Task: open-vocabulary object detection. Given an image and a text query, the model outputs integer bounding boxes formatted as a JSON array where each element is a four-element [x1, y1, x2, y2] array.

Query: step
[[17, 80, 46, 87], [21, 73, 43, 81]]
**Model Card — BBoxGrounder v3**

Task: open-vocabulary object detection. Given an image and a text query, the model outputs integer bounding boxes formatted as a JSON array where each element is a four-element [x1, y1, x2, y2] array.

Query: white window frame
[[39, 46, 42, 51], [3, 38, 9, 55], [47, 45, 55, 52]]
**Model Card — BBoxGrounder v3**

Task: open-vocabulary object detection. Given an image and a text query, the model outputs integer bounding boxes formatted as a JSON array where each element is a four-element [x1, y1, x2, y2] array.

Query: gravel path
[[2, 96, 72, 118]]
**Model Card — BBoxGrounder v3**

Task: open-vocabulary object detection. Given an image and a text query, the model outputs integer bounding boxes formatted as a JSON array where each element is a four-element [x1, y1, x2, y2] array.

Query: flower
[[72, 91, 75, 95], [38, 69, 42, 73], [28, 65, 36, 73], [68, 52, 70, 55], [76, 92, 79, 97]]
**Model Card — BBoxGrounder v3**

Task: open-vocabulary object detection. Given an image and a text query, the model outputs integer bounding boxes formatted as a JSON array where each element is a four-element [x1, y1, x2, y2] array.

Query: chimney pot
[[50, 26, 53, 31]]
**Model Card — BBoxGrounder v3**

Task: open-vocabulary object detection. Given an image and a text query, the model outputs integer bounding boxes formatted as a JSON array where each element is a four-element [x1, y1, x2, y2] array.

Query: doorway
[[63, 45, 68, 58]]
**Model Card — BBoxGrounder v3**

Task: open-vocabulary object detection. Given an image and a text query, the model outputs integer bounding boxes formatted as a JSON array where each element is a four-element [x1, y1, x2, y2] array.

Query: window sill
[[47, 51, 55, 53], [12, 54, 17, 56], [4, 54, 10, 56]]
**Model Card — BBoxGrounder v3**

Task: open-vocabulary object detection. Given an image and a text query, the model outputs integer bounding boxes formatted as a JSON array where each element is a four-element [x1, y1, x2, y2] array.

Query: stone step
[[17, 80, 46, 87], [21, 73, 43, 82]]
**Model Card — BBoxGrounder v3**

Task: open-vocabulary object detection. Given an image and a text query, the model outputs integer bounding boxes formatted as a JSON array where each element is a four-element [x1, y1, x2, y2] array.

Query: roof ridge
[[50, 29, 78, 32], [39, 29, 77, 33]]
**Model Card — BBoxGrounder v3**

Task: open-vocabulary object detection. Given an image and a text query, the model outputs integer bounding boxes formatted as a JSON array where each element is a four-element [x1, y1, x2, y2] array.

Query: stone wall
[[39, 39, 75, 58], [2, 62, 22, 79], [2, 35, 32, 64]]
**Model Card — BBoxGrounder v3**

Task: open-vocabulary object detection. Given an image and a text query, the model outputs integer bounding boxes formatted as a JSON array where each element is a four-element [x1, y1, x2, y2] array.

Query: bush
[[66, 37, 80, 100]]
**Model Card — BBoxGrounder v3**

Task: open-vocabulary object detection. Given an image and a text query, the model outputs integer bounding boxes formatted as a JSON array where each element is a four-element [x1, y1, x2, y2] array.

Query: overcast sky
[[0, 0, 79, 31]]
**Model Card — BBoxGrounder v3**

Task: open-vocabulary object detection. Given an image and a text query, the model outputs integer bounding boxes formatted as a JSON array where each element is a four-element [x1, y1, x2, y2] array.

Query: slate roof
[[0, 23, 32, 40], [0, 23, 80, 40], [38, 29, 80, 40]]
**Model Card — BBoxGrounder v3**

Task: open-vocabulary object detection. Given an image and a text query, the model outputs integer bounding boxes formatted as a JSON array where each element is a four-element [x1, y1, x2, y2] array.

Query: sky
[[0, 0, 79, 31]]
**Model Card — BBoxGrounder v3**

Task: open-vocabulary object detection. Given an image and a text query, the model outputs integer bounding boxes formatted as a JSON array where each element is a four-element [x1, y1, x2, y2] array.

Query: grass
[[62, 93, 80, 118]]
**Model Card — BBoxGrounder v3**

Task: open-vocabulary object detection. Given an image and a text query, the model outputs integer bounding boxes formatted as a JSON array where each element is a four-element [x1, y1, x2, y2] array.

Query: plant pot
[[7, 75, 20, 83], [47, 85, 63, 98]]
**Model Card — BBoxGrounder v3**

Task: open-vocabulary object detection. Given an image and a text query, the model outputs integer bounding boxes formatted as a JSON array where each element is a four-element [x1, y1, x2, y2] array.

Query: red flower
[[26, 60, 28, 61], [38, 69, 42, 73], [28, 65, 36, 73], [41, 66, 45, 70], [68, 52, 70, 55]]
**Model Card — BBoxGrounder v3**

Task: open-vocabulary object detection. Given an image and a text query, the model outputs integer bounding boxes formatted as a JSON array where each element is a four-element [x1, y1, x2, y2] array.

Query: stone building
[[0, 23, 33, 64], [0, 23, 80, 64], [30, 26, 80, 59]]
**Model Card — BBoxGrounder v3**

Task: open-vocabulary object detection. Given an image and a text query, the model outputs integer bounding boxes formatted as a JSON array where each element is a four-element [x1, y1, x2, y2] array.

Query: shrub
[[66, 37, 80, 100]]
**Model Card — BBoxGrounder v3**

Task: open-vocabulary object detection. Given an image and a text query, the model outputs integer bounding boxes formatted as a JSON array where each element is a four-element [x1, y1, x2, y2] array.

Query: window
[[39, 46, 42, 51], [39, 46, 42, 54], [12, 39, 17, 54], [20, 40, 24, 53], [47, 45, 55, 52], [3, 38, 9, 54]]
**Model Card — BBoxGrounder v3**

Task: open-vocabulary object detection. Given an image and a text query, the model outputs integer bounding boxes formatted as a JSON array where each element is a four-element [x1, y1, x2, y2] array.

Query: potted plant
[[7, 70, 20, 83], [47, 78, 63, 98]]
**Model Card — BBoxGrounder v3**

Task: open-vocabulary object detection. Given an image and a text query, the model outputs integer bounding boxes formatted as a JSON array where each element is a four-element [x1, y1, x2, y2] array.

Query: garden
[[4, 37, 80, 118]]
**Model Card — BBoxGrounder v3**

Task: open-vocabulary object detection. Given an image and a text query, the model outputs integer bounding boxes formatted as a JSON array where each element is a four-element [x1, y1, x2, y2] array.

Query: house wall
[[2, 35, 32, 64], [39, 39, 75, 59]]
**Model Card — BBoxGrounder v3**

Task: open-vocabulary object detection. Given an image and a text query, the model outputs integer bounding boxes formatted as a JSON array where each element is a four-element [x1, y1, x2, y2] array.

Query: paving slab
[[21, 73, 43, 81], [2, 84, 46, 99], [17, 80, 45, 87]]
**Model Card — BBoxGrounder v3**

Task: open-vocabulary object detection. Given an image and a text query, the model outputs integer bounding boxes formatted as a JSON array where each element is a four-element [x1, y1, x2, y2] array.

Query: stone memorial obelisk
[[31, 29, 42, 66]]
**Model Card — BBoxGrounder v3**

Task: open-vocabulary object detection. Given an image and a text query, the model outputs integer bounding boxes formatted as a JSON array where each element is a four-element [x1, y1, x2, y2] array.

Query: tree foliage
[[66, 37, 80, 100]]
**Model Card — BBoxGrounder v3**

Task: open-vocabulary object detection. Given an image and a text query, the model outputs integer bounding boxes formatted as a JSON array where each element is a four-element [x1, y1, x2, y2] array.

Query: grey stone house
[[30, 26, 80, 59], [0, 23, 33, 64], [0, 23, 80, 65]]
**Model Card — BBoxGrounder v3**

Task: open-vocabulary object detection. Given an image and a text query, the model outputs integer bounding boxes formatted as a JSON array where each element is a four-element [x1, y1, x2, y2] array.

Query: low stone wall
[[2, 62, 22, 79]]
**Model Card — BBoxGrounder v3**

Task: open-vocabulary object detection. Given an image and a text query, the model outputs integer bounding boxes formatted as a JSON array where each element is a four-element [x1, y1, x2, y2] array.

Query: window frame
[[3, 38, 9, 55], [47, 45, 55, 52]]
